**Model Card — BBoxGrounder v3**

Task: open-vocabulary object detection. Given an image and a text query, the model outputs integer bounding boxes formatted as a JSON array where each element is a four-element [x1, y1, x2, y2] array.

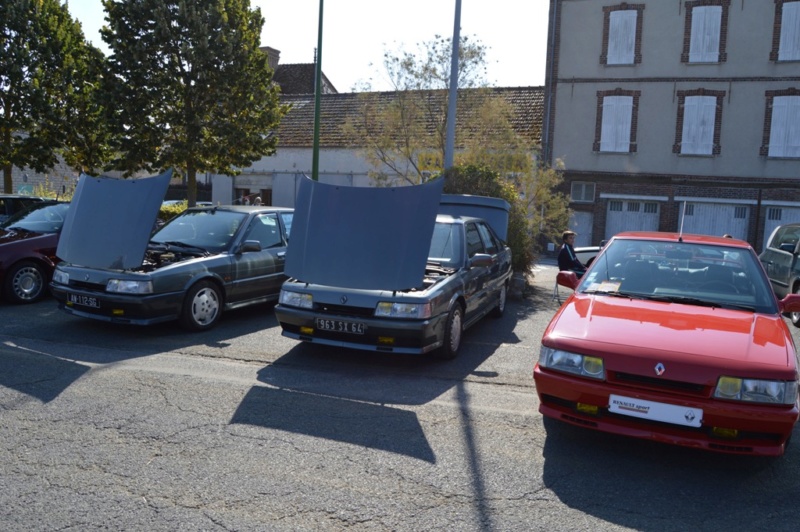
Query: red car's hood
[[544, 294, 797, 380]]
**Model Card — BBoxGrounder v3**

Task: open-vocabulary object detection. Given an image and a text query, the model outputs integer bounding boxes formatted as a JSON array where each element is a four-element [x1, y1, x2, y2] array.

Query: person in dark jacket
[[557, 230, 586, 278]]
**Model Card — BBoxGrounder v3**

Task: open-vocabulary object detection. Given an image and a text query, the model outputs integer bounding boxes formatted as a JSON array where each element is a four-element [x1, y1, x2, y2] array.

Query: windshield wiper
[[155, 241, 210, 255], [582, 289, 644, 299]]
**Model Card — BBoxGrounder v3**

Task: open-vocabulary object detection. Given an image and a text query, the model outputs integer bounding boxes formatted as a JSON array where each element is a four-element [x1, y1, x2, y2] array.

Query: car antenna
[[678, 201, 686, 243]]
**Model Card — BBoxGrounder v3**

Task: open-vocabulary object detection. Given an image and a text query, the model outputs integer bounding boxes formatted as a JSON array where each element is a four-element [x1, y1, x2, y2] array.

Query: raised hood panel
[[57, 170, 172, 269], [548, 295, 794, 371], [285, 176, 444, 291]]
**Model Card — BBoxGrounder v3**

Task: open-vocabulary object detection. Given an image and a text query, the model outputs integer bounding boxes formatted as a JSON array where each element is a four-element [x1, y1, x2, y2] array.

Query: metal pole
[[444, 0, 462, 171], [311, 0, 324, 181]]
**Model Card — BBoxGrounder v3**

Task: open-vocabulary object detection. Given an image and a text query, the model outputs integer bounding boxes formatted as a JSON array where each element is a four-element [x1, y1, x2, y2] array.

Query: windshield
[[1, 202, 69, 233], [579, 237, 777, 314], [428, 222, 464, 268], [151, 209, 248, 253]]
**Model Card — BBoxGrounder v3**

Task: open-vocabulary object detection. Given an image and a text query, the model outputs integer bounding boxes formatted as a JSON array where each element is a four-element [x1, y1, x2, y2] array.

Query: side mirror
[[557, 270, 580, 290], [469, 253, 494, 268], [238, 240, 262, 253], [778, 293, 800, 314]]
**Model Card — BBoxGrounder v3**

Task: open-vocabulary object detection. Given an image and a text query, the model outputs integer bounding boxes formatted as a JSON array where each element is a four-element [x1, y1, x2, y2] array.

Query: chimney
[[261, 46, 281, 70]]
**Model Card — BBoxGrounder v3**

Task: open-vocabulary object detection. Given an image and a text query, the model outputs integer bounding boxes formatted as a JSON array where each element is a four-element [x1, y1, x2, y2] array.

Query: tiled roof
[[274, 86, 545, 148], [273, 64, 338, 95]]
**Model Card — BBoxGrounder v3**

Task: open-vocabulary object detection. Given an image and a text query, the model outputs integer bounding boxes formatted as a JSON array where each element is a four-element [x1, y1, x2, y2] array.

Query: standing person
[[558, 230, 586, 278], [253, 197, 262, 206]]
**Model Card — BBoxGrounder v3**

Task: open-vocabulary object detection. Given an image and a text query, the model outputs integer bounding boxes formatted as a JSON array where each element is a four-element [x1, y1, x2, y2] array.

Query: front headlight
[[714, 376, 798, 405], [106, 279, 153, 294], [539, 346, 605, 380], [374, 301, 432, 319], [52, 269, 69, 285], [279, 289, 313, 309]]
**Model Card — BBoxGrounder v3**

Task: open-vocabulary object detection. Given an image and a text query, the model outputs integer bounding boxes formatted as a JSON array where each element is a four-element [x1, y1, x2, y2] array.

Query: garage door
[[680, 202, 748, 239], [605, 200, 660, 240]]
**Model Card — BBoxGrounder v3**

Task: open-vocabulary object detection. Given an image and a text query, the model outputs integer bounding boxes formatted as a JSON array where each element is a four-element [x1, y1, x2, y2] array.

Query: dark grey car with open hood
[[275, 177, 512, 359], [50, 170, 294, 330]]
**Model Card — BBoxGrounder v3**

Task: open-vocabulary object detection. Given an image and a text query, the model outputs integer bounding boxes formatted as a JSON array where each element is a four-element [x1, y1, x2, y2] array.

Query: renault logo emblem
[[340, 295, 348, 304], [655, 363, 665, 376]]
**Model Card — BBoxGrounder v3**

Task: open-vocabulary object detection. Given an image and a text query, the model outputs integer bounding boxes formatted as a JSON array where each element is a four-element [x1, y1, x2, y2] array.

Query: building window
[[768, 207, 783, 221], [685, 203, 695, 216], [601, 4, 645, 66], [761, 90, 800, 158], [594, 89, 640, 153], [644, 202, 658, 214], [571, 182, 596, 203], [674, 90, 725, 156], [682, 1, 729, 64], [772, 1, 800, 61], [734, 206, 747, 219], [609, 200, 623, 212]]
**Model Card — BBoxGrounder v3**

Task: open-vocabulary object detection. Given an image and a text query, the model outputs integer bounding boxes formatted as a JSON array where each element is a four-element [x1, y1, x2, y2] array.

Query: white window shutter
[[769, 96, 800, 157], [608, 10, 637, 65], [689, 6, 722, 62], [682, 96, 716, 155], [779, 1, 800, 61], [601, 96, 633, 152]]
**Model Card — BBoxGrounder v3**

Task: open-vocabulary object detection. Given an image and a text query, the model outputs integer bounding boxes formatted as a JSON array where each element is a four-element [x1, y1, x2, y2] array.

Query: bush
[[442, 164, 535, 275]]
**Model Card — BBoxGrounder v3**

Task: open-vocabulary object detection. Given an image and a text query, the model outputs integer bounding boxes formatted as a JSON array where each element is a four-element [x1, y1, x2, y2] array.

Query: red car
[[534, 232, 800, 456], [0, 201, 69, 304]]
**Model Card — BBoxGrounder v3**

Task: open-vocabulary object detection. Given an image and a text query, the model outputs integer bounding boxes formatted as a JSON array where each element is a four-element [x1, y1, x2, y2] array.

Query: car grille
[[609, 371, 708, 396], [313, 302, 375, 318], [68, 279, 107, 292]]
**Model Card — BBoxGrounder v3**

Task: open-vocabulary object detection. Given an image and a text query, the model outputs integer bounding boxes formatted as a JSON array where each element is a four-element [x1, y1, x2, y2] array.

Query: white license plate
[[608, 394, 702, 427], [68, 293, 100, 308], [315, 318, 365, 334]]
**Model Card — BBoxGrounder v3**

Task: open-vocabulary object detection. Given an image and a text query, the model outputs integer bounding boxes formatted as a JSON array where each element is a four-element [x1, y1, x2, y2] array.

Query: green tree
[[348, 35, 495, 185], [518, 160, 571, 258], [0, 0, 94, 192], [101, 0, 288, 205]]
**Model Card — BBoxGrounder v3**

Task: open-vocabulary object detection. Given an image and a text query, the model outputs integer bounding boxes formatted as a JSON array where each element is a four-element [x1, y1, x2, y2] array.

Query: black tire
[[3, 261, 47, 304], [792, 286, 800, 328], [180, 281, 222, 331], [490, 283, 507, 318], [436, 303, 464, 360]]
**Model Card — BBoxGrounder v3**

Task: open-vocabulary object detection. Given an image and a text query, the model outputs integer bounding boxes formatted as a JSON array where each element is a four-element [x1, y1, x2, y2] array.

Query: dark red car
[[535, 232, 800, 456], [0, 201, 69, 304]]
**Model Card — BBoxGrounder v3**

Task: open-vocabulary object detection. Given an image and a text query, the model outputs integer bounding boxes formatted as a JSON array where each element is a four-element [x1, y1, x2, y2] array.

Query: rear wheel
[[180, 281, 222, 331], [490, 283, 507, 318], [436, 303, 464, 360], [792, 286, 800, 328], [3, 261, 46, 304]]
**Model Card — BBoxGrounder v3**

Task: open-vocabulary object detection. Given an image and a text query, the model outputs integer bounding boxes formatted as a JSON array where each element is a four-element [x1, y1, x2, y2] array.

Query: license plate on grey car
[[315, 318, 365, 334], [68, 293, 100, 308]]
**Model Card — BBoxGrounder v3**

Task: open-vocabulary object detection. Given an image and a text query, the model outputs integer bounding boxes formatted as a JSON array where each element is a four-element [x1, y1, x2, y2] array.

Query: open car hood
[[285, 176, 444, 291], [56, 170, 172, 269]]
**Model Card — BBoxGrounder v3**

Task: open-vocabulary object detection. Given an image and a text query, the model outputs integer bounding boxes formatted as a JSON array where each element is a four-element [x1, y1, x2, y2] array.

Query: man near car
[[558, 230, 586, 278]]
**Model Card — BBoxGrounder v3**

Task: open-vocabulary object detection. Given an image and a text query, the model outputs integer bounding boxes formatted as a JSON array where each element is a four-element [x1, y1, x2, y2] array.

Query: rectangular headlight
[[539, 346, 605, 380], [375, 301, 431, 319], [106, 279, 153, 294], [52, 269, 69, 285], [714, 376, 798, 405], [279, 289, 313, 309]]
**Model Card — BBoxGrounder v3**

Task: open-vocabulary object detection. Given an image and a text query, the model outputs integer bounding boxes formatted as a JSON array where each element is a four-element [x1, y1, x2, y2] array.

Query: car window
[[476, 222, 499, 255], [244, 214, 283, 249], [153, 209, 247, 252], [580, 238, 777, 313], [465, 223, 484, 258], [428, 222, 463, 267], [280, 212, 293, 239], [1, 202, 69, 232], [771, 225, 800, 251]]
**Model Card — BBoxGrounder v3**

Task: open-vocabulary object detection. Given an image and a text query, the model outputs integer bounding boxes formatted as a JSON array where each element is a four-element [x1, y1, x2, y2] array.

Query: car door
[[462, 222, 492, 320], [229, 213, 288, 303], [476, 221, 506, 303]]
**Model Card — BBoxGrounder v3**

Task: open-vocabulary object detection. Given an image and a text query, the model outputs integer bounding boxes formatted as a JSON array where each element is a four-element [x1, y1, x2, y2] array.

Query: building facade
[[542, 0, 800, 249]]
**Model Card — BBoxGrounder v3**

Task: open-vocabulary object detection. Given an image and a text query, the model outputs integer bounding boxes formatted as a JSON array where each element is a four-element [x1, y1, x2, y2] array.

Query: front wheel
[[180, 281, 222, 331], [436, 304, 464, 360], [3, 261, 47, 304]]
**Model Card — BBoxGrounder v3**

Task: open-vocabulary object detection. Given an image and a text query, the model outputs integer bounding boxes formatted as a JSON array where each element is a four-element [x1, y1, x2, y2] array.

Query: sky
[[65, 0, 549, 92]]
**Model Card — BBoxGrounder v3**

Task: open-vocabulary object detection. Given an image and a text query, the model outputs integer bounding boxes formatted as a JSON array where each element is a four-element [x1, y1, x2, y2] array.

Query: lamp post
[[311, 0, 324, 181], [444, 0, 462, 171]]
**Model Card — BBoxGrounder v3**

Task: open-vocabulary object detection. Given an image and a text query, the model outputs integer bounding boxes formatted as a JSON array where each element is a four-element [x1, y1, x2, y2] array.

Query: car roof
[[611, 231, 753, 249], [435, 213, 485, 225]]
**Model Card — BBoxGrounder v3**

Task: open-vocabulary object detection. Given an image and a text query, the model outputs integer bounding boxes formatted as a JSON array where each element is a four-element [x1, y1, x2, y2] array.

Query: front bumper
[[275, 303, 448, 354], [533, 364, 799, 456], [50, 282, 184, 325]]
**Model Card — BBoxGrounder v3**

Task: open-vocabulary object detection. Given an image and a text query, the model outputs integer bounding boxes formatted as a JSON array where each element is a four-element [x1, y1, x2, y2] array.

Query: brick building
[[542, 0, 800, 250]]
